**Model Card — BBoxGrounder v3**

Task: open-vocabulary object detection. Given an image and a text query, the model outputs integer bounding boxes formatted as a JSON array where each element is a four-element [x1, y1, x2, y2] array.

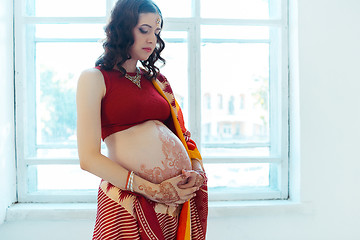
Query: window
[[228, 96, 235, 115], [204, 93, 212, 110], [239, 94, 245, 109], [217, 94, 223, 110], [15, 0, 288, 202]]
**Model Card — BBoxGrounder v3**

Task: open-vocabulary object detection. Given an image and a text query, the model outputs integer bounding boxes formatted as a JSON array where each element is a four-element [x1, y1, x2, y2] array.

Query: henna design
[[139, 122, 190, 183], [138, 184, 157, 197], [139, 182, 180, 204], [155, 182, 180, 204]]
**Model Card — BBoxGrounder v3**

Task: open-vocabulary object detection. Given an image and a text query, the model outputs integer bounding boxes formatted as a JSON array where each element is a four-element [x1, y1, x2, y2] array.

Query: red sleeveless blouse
[[97, 67, 171, 140]]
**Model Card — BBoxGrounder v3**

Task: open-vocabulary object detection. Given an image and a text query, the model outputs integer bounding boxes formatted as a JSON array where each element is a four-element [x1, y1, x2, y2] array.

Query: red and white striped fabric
[[92, 180, 207, 240]]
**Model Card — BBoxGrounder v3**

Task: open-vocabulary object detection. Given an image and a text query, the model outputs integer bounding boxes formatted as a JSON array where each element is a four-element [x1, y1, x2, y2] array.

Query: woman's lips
[[143, 47, 152, 53]]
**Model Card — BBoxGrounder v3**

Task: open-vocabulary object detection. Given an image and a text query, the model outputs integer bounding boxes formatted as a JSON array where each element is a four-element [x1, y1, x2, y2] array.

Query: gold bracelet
[[126, 171, 134, 192], [125, 171, 131, 190], [129, 171, 134, 192]]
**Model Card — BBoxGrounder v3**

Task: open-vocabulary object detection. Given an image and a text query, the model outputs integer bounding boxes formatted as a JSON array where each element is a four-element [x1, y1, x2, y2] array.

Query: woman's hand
[[136, 174, 198, 205], [177, 169, 206, 189]]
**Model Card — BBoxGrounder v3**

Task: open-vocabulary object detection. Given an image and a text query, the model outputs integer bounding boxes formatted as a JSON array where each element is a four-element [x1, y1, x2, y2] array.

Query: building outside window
[[217, 94, 223, 110], [239, 94, 245, 109]]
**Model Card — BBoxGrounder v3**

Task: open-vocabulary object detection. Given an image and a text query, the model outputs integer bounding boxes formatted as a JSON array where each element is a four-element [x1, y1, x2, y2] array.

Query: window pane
[[155, 0, 191, 18], [202, 25, 269, 40], [36, 146, 108, 159], [25, 0, 107, 17], [201, 0, 280, 19], [201, 28, 270, 157], [29, 165, 100, 191], [205, 163, 269, 188], [35, 24, 105, 39], [156, 31, 189, 123], [36, 42, 103, 146]]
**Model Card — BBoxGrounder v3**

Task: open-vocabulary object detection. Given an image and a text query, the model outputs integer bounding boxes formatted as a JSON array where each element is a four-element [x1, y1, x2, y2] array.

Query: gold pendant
[[125, 68, 141, 88]]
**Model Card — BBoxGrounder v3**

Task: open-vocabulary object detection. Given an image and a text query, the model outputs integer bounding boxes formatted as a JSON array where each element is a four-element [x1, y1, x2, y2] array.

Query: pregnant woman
[[76, 0, 208, 239]]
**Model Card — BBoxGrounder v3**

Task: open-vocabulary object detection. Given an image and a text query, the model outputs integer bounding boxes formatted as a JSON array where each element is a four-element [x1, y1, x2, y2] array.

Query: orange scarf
[[152, 75, 208, 240]]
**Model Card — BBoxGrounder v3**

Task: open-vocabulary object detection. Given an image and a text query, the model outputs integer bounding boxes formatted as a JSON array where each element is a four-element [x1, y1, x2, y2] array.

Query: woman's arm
[[191, 158, 204, 171], [76, 69, 196, 204], [76, 68, 130, 189]]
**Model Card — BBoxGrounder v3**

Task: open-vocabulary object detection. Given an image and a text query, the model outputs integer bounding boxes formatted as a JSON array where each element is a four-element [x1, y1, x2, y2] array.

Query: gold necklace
[[125, 68, 141, 88]]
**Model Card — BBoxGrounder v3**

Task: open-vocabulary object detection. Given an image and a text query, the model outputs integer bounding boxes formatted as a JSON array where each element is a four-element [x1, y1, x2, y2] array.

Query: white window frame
[[15, 0, 289, 203]]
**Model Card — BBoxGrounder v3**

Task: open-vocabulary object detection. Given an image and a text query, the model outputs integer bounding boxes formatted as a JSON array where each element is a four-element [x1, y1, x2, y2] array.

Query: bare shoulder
[[77, 68, 105, 97], [78, 68, 104, 84]]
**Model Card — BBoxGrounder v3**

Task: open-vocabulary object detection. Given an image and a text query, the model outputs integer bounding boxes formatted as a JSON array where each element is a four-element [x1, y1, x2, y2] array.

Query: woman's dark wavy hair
[[95, 0, 165, 80]]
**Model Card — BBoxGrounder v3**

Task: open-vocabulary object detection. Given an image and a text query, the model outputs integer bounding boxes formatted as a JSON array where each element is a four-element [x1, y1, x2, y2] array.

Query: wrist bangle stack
[[195, 170, 208, 184], [126, 171, 134, 192]]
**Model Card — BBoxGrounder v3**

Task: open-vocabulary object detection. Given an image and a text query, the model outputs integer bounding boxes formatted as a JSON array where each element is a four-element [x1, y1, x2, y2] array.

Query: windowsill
[[5, 200, 313, 222], [6, 203, 97, 222], [208, 200, 313, 217]]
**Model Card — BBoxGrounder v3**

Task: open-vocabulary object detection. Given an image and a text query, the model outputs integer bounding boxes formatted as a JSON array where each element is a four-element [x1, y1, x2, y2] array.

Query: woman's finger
[[181, 169, 191, 178], [177, 171, 204, 189], [177, 176, 196, 189], [178, 192, 196, 202], [178, 186, 198, 197]]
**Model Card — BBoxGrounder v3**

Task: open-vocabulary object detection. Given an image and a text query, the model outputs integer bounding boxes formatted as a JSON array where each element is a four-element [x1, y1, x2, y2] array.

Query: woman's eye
[[139, 28, 148, 34]]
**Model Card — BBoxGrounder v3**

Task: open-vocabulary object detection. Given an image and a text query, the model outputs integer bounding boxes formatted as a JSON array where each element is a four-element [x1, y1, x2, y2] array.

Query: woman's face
[[130, 12, 162, 61]]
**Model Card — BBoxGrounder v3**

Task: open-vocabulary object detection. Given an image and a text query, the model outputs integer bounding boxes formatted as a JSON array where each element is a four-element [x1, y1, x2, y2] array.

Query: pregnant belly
[[105, 120, 192, 184]]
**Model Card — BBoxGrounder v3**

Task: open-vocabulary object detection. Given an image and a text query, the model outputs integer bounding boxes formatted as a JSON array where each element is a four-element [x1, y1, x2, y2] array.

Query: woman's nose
[[147, 34, 156, 44]]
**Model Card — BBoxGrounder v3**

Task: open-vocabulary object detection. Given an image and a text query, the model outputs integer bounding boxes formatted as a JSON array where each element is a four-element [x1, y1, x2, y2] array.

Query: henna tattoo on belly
[[139, 122, 190, 183]]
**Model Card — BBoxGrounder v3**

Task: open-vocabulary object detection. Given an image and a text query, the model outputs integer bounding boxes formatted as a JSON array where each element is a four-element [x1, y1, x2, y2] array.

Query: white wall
[[0, 0, 16, 225], [2, 0, 360, 239], [208, 1, 360, 239]]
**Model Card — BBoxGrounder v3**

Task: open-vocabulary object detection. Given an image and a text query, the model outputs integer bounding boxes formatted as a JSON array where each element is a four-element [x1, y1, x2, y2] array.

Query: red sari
[[92, 74, 208, 240]]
